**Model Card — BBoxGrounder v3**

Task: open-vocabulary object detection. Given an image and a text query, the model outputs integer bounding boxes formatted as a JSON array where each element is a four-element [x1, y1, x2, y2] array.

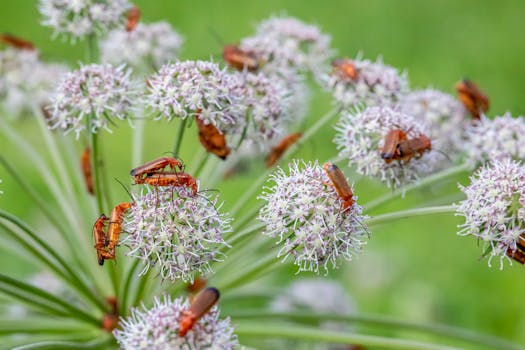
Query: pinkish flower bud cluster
[[398, 89, 469, 170], [232, 71, 291, 147], [39, 0, 132, 40], [326, 57, 409, 109], [398, 89, 468, 154], [464, 113, 525, 165], [114, 294, 238, 350], [121, 186, 231, 283], [47, 63, 136, 138], [146, 60, 246, 134], [456, 159, 525, 268], [334, 106, 439, 188], [259, 160, 368, 274], [0, 48, 67, 118], [239, 15, 333, 76], [100, 22, 184, 74]]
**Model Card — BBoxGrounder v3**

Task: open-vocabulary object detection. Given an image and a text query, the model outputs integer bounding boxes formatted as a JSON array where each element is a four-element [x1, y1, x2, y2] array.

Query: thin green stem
[[99, 136, 113, 209], [173, 118, 188, 158], [131, 267, 152, 308], [0, 318, 90, 335], [365, 163, 470, 213], [0, 274, 100, 327], [120, 258, 141, 313], [231, 311, 524, 350], [227, 222, 265, 246], [235, 322, 459, 350], [229, 107, 340, 218], [11, 336, 113, 350], [215, 254, 280, 291], [85, 34, 98, 63], [33, 107, 82, 219], [0, 284, 70, 318], [366, 205, 456, 226], [0, 210, 108, 312], [192, 152, 210, 178], [90, 129, 105, 215], [131, 117, 145, 168]]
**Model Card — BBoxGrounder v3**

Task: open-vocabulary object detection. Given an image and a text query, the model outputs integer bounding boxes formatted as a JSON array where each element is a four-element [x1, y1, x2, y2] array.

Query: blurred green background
[[1, 0, 525, 348]]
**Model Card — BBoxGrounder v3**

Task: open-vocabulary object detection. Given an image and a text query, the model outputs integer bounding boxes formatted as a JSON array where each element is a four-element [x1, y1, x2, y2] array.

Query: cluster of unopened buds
[[1, 1, 524, 349]]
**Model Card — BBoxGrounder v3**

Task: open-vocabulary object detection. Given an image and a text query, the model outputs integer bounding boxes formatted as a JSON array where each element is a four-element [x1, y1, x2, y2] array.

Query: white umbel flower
[[456, 159, 525, 268], [100, 22, 184, 74], [146, 60, 246, 134], [39, 0, 132, 40], [233, 71, 291, 147], [240, 15, 333, 76], [0, 48, 67, 118], [464, 113, 525, 165], [259, 160, 368, 274], [335, 106, 439, 188], [325, 57, 409, 109], [47, 63, 137, 138], [121, 186, 231, 283], [114, 294, 238, 350]]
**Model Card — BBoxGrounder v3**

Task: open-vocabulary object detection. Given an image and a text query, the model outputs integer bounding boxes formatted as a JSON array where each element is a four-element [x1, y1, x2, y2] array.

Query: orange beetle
[[0, 33, 35, 50], [265, 132, 302, 168], [195, 115, 230, 160], [81, 147, 94, 195], [455, 79, 489, 120], [130, 157, 184, 183], [179, 287, 220, 337], [222, 44, 259, 72], [332, 58, 359, 81], [125, 6, 141, 32], [323, 162, 354, 209]]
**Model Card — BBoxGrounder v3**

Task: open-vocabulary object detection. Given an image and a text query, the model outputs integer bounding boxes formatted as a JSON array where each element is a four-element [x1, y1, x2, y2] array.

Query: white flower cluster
[[259, 160, 368, 274], [233, 71, 291, 147], [0, 48, 67, 118], [456, 159, 525, 268], [47, 63, 136, 137], [146, 60, 246, 134], [114, 294, 238, 350], [39, 0, 132, 40], [240, 15, 333, 76], [326, 57, 409, 109], [121, 186, 231, 283], [398, 89, 468, 155], [398, 89, 469, 170], [335, 106, 439, 188], [464, 113, 525, 165], [100, 22, 184, 73]]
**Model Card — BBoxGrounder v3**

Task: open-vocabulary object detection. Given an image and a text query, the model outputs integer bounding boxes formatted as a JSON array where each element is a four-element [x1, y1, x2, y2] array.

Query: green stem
[[215, 254, 280, 291], [365, 163, 470, 213], [0, 318, 90, 335], [173, 118, 188, 158], [120, 258, 141, 313], [235, 322, 459, 350], [85, 34, 98, 63], [227, 222, 265, 246], [229, 107, 340, 218], [366, 205, 456, 226], [0, 210, 107, 312], [131, 266, 152, 308], [0, 274, 100, 327], [131, 117, 145, 168], [231, 311, 523, 350], [192, 152, 210, 178], [90, 130, 105, 215], [11, 337, 112, 350]]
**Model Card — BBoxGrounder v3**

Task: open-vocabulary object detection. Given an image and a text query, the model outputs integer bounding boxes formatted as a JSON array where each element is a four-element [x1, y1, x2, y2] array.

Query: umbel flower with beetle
[[0, 2, 524, 349]]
